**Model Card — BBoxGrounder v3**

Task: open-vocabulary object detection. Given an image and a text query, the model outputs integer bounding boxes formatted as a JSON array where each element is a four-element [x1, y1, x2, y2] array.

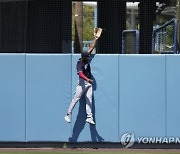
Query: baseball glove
[[94, 27, 103, 39]]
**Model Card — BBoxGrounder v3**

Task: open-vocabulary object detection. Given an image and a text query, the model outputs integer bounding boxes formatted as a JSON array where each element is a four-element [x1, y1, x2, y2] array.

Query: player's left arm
[[87, 37, 98, 55], [87, 27, 103, 55]]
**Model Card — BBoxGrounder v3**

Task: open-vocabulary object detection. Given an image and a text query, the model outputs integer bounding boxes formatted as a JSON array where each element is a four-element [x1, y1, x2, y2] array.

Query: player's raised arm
[[87, 37, 98, 54], [87, 28, 103, 55]]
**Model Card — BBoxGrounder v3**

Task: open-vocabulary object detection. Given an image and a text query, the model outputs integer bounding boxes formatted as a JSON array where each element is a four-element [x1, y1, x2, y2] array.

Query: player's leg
[[65, 84, 84, 123], [85, 84, 95, 125], [67, 84, 84, 114]]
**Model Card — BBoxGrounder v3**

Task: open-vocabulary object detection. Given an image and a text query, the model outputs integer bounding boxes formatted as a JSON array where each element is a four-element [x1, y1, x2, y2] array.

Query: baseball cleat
[[86, 117, 95, 125], [64, 114, 71, 123]]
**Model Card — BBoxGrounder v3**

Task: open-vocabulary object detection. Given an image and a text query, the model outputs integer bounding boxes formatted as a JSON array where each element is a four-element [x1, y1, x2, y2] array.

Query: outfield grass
[[0, 152, 180, 154]]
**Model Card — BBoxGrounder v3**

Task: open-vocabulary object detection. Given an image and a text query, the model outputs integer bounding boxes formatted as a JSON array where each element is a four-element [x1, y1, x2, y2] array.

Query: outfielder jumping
[[64, 28, 102, 125]]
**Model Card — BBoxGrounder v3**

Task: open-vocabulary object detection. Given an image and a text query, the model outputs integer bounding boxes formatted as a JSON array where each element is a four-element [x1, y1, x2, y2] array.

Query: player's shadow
[[69, 71, 104, 142]]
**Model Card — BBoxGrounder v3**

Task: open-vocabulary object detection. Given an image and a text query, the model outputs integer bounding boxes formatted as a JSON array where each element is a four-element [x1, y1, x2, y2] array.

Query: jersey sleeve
[[76, 60, 83, 73]]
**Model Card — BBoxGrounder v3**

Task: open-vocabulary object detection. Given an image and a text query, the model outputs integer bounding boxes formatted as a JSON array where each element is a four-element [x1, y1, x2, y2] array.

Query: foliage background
[[72, 4, 94, 41]]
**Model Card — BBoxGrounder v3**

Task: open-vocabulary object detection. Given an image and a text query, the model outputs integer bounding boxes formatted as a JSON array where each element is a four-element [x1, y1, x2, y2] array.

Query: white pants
[[67, 79, 93, 118]]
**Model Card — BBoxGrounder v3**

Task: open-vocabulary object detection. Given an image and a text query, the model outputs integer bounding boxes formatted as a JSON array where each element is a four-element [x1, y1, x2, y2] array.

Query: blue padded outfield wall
[[0, 54, 180, 142]]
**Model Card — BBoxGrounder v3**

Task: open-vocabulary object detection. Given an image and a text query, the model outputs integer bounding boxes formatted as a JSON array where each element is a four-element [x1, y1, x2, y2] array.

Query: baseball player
[[64, 28, 102, 125]]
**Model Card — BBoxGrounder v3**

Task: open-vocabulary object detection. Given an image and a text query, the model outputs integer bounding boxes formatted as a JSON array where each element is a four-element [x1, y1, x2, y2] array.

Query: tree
[[74, 2, 83, 53]]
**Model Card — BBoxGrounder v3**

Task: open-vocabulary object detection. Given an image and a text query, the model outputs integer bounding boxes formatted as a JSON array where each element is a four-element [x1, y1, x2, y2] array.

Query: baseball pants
[[67, 79, 93, 118]]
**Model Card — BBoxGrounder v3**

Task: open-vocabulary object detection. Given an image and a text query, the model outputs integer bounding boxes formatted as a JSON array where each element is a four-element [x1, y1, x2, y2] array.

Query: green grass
[[1, 152, 180, 154]]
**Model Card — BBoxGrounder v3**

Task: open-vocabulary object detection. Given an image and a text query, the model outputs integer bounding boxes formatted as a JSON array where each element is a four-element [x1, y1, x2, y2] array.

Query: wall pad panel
[[26, 54, 71, 141], [0, 54, 26, 141]]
